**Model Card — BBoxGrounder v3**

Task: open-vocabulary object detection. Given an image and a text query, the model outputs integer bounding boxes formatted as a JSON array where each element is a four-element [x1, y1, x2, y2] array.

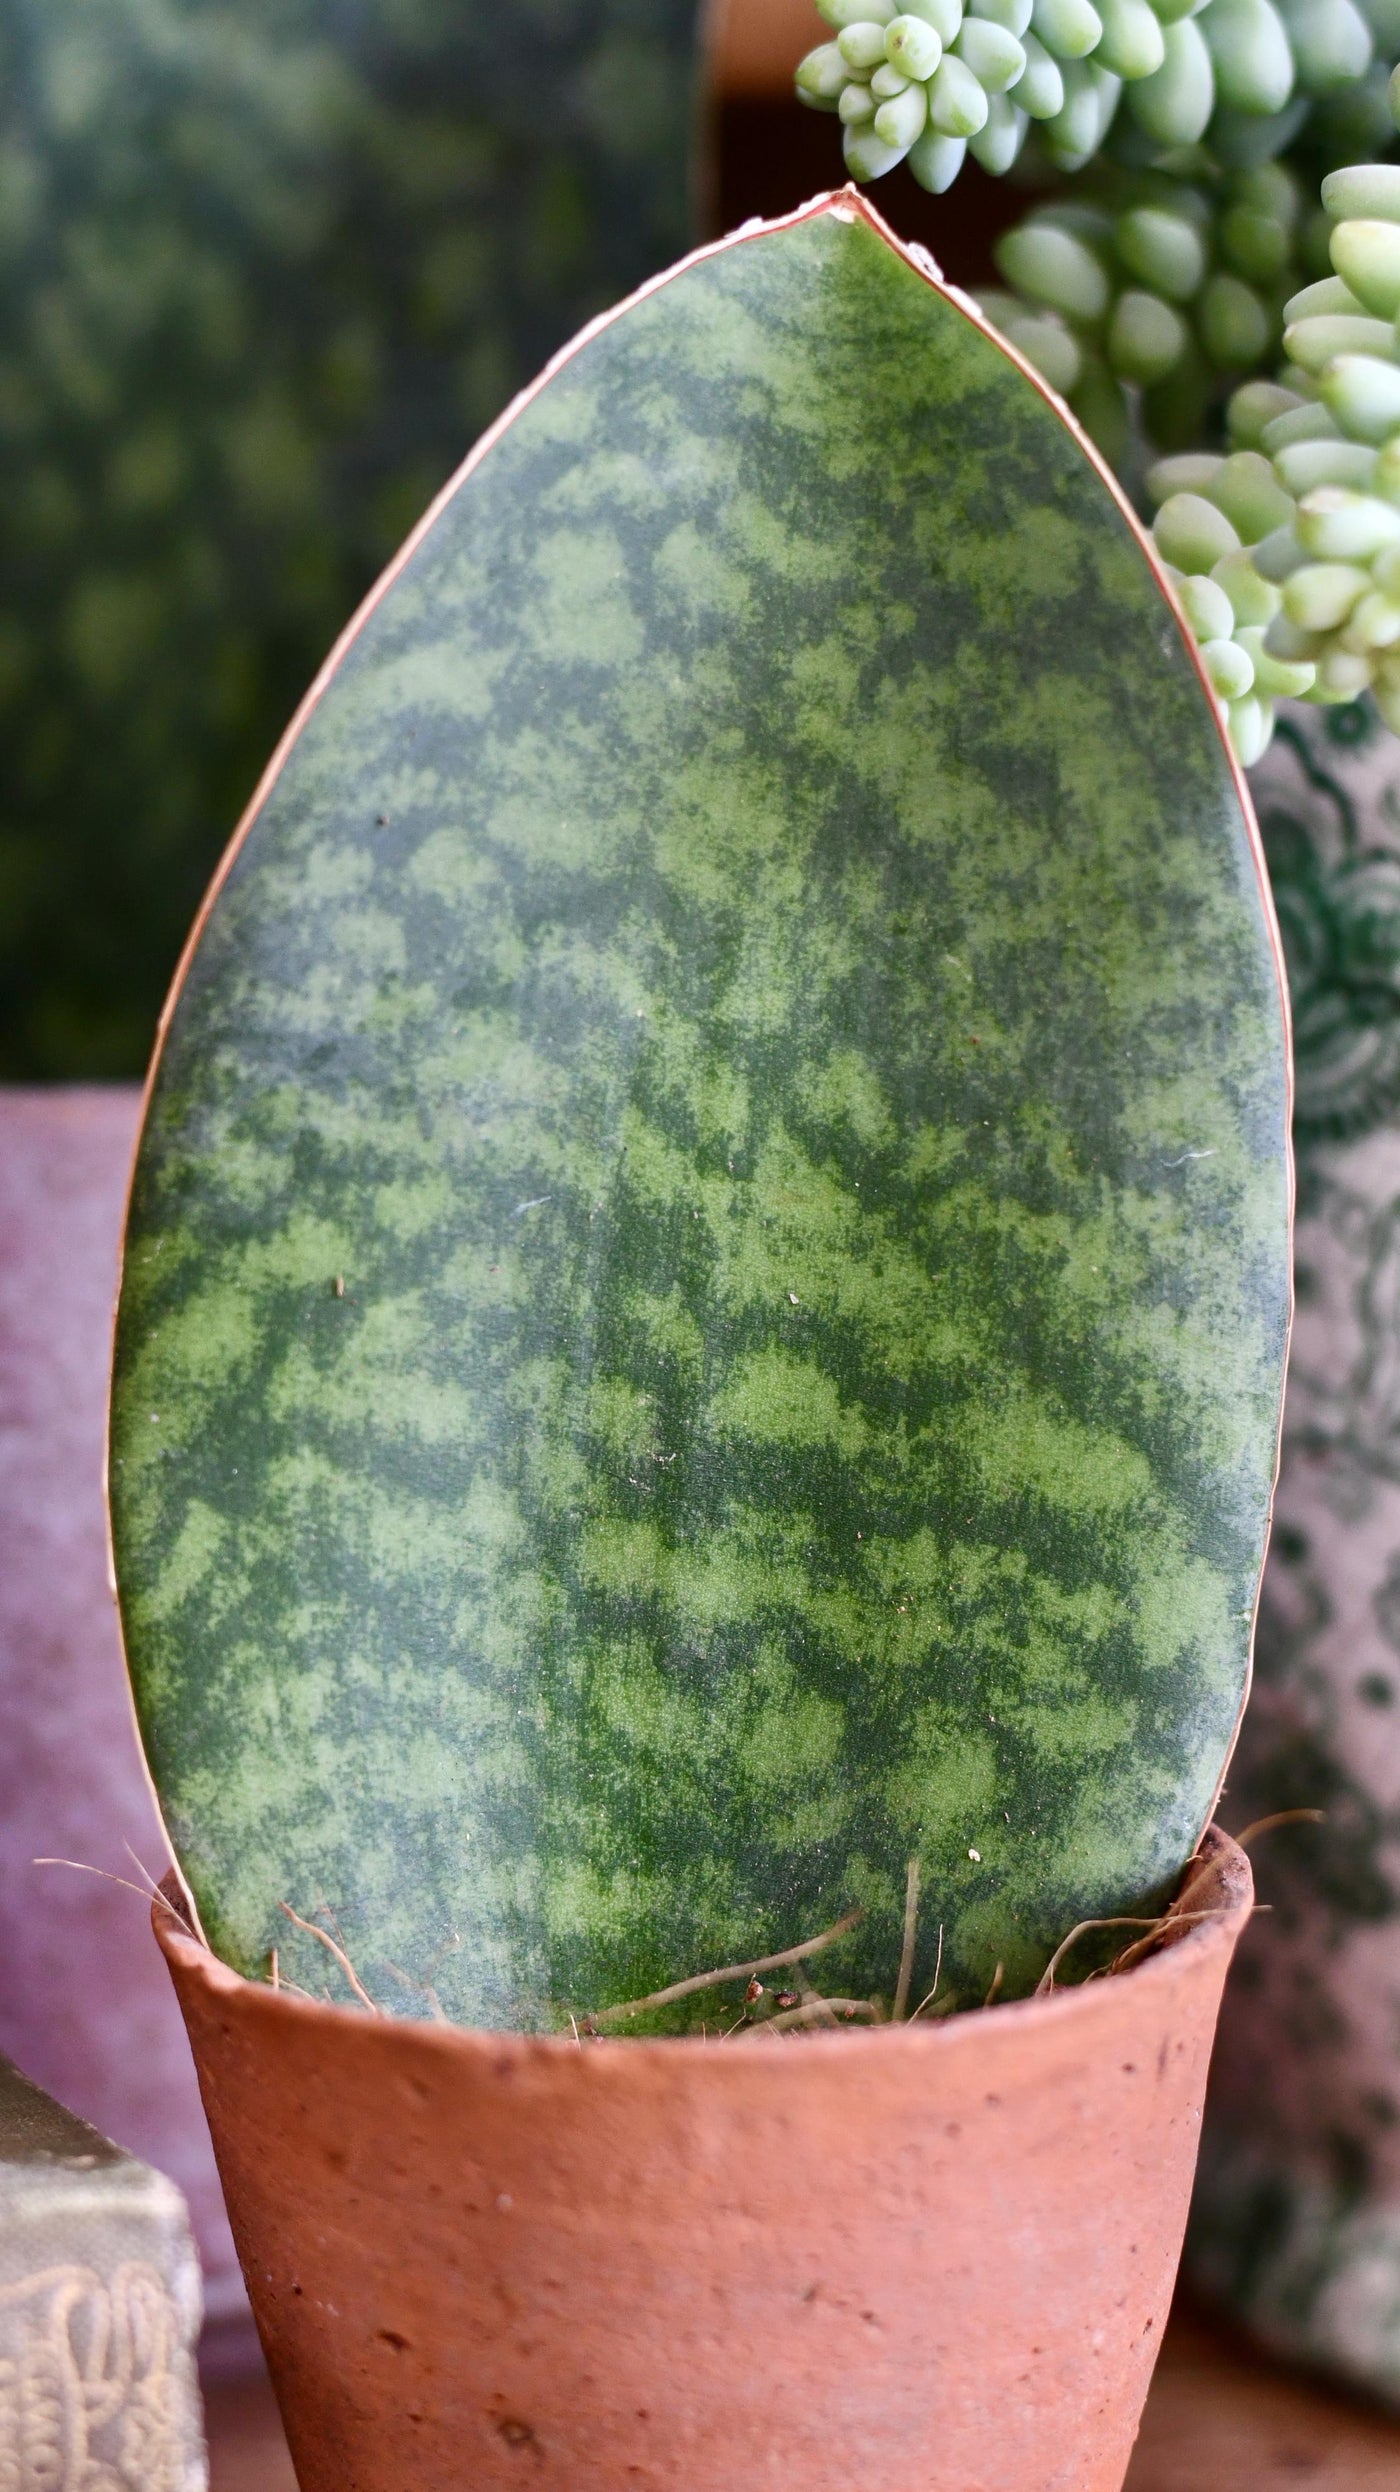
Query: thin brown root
[[316, 1893, 352, 1954], [33, 1856, 193, 1933], [743, 1998, 880, 2035], [907, 1921, 945, 2021], [1110, 1908, 1217, 1976], [1233, 1808, 1326, 1849], [278, 1902, 382, 2014], [893, 1857, 921, 2021], [792, 1973, 841, 2027], [123, 1842, 170, 1904], [983, 1960, 1004, 2008], [1035, 1916, 1166, 1997], [1157, 1842, 1228, 1932], [590, 1906, 865, 2028]]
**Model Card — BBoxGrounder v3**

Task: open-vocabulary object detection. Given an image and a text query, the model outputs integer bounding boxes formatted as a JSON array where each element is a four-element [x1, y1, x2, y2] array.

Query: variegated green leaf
[[111, 197, 1291, 2027]]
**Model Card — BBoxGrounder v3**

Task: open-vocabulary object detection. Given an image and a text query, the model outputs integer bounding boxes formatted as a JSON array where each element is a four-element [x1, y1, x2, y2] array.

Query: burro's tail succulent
[[109, 195, 1291, 2034], [978, 166, 1312, 466], [796, 0, 1393, 191], [1144, 73, 1400, 755]]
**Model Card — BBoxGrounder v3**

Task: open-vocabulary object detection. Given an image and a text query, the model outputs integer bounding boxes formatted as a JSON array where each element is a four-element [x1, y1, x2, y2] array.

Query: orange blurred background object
[[703, 0, 1046, 285], [709, 0, 820, 93]]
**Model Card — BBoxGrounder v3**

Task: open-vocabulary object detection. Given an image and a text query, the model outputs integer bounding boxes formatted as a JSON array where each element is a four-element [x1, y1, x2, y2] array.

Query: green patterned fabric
[[0, 0, 697, 1074], [1188, 697, 1400, 2406], [110, 203, 1291, 2029]]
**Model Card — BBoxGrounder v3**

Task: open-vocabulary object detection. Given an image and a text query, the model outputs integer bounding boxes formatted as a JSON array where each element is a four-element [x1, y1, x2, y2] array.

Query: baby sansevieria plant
[[796, 0, 1385, 190], [109, 197, 1290, 2037], [1144, 71, 1400, 756]]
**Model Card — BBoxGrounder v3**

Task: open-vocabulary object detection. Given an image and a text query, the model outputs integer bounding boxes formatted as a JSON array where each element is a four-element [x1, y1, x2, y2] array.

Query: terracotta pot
[[157, 1826, 1250, 2492], [1188, 699, 1400, 2404]]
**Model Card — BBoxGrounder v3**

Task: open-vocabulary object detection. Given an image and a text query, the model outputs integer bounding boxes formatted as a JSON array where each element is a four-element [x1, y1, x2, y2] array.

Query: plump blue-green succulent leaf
[[110, 196, 1291, 2028]]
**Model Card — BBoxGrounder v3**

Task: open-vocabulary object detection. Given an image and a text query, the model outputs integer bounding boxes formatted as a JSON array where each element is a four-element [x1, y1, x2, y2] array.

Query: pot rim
[[153, 1822, 1252, 2072]]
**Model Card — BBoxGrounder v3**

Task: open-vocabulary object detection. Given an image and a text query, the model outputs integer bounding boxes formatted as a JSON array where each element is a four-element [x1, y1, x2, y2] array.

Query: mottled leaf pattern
[[111, 200, 1291, 2026]]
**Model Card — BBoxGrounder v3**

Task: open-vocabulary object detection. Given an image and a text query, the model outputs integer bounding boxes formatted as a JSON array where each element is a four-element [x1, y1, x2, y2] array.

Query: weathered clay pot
[[157, 1826, 1251, 2492]]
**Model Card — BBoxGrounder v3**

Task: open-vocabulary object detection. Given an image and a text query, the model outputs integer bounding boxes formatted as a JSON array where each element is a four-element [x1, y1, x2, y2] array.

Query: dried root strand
[[1109, 1908, 1219, 1977], [907, 1920, 945, 2021], [34, 1853, 196, 1935], [1036, 1881, 1234, 1993], [1035, 1914, 1174, 1997], [278, 1900, 383, 2014], [1233, 1807, 1326, 1848], [589, 1906, 865, 2029], [740, 1997, 882, 2036]]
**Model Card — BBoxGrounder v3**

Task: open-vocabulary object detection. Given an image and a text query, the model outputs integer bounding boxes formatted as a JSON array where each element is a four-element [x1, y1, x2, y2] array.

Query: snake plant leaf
[[109, 193, 1292, 2029]]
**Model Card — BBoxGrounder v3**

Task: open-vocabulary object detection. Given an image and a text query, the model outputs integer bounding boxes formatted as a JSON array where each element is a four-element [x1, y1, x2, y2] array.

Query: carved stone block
[[0, 2054, 206, 2490]]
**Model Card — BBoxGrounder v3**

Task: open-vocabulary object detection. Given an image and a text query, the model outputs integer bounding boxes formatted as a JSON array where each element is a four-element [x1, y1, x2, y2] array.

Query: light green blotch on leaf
[[711, 1346, 870, 1457]]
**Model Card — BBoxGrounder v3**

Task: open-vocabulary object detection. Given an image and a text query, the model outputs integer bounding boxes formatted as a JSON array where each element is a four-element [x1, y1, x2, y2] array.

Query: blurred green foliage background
[[0, 0, 698, 1075]]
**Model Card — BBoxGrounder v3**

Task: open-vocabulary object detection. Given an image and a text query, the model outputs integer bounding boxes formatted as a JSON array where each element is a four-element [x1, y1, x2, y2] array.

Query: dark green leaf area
[[111, 204, 1290, 2027], [0, 0, 695, 1075]]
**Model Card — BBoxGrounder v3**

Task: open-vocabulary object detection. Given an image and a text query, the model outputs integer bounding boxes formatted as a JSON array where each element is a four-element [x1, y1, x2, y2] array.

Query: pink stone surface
[[0, 1085, 248, 2338]]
